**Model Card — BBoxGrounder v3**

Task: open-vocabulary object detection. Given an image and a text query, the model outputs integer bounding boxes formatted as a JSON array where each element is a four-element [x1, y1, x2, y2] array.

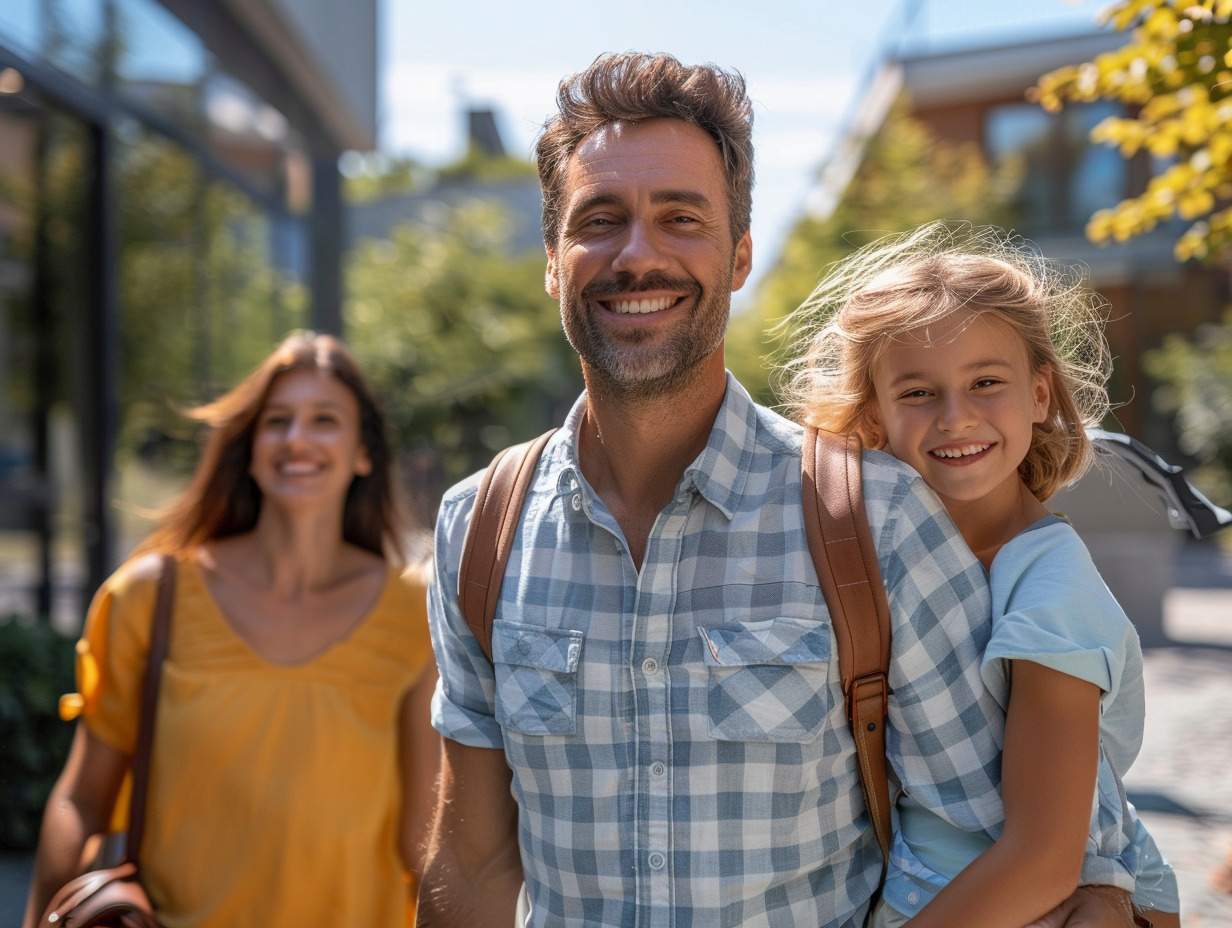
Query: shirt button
[[647, 851, 666, 870], [571, 494, 582, 511], [907, 891, 920, 906], [517, 637, 531, 655], [641, 657, 660, 675], [650, 761, 666, 777]]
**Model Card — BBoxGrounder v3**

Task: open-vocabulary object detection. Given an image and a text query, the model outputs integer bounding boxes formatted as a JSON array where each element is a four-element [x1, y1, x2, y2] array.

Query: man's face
[[545, 118, 753, 399]]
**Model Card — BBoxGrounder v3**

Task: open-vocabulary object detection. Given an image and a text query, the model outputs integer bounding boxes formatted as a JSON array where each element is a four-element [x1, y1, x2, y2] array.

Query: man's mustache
[[580, 273, 701, 302]]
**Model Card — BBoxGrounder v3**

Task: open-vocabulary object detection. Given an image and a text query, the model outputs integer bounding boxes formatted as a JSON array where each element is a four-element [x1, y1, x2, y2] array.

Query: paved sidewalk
[[1125, 646, 1232, 926]]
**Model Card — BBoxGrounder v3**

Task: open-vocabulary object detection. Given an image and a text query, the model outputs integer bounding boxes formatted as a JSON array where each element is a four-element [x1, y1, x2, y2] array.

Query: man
[[419, 52, 1143, 928]]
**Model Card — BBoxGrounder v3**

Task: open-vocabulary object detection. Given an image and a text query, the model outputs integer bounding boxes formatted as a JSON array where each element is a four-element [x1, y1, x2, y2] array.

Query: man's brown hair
[[536, 52, 755, 249]]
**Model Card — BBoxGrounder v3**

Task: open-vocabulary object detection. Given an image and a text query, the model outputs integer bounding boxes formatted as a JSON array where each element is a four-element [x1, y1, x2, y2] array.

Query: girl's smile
[[871, 310, 1051, 549]]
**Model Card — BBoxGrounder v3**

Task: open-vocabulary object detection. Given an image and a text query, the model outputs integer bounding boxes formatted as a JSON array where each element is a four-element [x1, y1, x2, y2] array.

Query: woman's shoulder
[[96, 551, 176, 606], [385, 558, 430, 617]]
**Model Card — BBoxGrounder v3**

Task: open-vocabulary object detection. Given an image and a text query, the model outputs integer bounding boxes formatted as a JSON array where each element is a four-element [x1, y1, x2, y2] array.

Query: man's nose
[[610, 220, 668, 277]]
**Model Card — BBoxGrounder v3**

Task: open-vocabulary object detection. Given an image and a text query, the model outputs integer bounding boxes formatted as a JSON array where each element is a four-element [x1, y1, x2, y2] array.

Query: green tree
[[345, 201, 582, 522], [1144, 307, 1232, 504], [1033, 0, 1232, 262], [727, 99, 1022, 404]]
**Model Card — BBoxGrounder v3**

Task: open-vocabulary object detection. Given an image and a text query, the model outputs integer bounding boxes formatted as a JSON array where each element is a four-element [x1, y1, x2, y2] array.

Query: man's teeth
[[932, 444, 990, 459], [611, 296, 675, 314]]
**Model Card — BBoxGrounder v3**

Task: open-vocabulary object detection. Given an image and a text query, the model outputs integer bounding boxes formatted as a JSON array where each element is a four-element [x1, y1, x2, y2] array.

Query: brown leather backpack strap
[[458, 430, 556, 663], [802, 426, 893, 862], [124, 553, 176, 865]]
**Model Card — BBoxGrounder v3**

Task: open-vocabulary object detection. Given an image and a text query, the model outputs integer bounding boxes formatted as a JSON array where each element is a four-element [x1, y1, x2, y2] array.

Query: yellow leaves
[[1035, 0, 1232, 259], [1181, 186, 1217, 215]]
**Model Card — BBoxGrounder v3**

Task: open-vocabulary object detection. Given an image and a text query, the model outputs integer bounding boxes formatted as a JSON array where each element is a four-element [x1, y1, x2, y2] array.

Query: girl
[[24, 332, 440, 927], [780, 222, 1180, 928]]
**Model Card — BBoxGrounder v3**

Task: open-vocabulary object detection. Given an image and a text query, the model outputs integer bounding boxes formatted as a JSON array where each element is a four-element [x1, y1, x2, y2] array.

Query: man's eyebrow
[[569, 190, 715, 217], [570, 193, 623, 216], [650, 190, 714, 209]]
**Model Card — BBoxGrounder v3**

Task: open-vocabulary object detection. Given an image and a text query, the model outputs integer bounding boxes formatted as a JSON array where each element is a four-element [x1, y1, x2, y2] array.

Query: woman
[[23, 331, 440, 927]]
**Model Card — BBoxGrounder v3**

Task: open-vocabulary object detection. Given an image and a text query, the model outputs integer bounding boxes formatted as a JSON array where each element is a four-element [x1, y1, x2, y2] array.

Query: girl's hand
[[1023, 884, 1140, 928]]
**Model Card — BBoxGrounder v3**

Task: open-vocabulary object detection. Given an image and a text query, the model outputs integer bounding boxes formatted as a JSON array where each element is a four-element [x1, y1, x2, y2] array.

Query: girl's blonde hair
[[778, 221, 1113, 501]]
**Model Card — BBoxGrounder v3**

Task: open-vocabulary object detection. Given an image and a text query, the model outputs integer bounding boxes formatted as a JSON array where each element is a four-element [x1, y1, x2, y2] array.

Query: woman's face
[[248, 368, 371, 508]]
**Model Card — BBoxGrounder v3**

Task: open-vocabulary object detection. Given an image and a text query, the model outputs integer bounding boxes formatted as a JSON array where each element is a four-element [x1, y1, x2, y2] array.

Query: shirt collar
[[553, 372, 759, 521]]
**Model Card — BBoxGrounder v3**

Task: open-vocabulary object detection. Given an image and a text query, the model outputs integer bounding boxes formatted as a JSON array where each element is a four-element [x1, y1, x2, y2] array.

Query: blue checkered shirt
[[429, 375, 1006, 928]]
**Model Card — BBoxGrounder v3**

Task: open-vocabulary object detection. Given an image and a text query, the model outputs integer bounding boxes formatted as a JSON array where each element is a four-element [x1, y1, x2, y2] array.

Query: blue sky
[[379, 0, 1109, 294]]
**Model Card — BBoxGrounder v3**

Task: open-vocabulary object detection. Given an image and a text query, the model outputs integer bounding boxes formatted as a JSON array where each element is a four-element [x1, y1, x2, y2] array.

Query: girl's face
[[869, 310, 1050, 514], [248, 368, 371, 508]]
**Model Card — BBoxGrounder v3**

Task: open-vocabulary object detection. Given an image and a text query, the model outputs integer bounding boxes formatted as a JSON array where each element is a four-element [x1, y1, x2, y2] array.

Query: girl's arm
[[21, 723, 129, 928], [903, 659, 1102, 928]]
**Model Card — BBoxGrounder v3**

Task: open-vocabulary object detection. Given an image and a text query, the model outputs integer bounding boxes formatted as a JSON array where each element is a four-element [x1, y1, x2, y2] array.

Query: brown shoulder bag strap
[[801, 426, 893, 862], [124, 553, 176, 865], [458, 430, 556, 663]]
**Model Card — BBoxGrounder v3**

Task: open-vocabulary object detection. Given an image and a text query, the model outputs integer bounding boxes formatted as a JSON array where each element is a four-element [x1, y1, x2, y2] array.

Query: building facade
[[0, 0, 376, 628]]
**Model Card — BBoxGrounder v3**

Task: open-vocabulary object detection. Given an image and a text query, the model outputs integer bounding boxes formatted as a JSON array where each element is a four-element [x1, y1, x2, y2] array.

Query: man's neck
[[578, 357, 727, 568]]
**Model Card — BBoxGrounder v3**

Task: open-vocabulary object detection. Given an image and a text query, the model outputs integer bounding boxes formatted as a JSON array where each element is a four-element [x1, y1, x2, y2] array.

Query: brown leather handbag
[[40, 555, 175, 927]]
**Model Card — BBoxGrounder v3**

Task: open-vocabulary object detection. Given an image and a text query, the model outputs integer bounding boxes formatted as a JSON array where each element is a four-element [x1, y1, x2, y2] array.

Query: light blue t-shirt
[[882, 514, 1180, 918]]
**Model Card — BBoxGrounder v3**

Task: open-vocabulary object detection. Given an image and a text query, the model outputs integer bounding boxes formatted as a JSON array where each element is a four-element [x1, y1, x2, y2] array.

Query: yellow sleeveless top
[[76, 556, 434, 927]]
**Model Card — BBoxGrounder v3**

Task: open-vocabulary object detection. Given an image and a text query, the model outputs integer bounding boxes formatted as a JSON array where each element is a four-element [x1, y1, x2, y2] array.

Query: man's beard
[[559, 268, 733, 402]]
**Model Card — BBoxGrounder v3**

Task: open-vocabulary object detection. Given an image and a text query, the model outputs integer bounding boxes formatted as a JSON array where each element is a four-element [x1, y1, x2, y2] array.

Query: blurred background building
[[0, 0, 377, 629], [797, 11, 1232, 643]]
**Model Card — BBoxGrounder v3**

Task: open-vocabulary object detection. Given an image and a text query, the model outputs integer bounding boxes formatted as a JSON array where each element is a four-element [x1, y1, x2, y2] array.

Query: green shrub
[[0, 618, 76, 849]]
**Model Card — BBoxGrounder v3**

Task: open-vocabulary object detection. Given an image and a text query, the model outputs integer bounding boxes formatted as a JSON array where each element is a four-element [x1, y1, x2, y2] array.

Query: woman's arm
[[399, 662, 442, 880], [415, 739, 524, 927], [21, 723, 129, 928], [903, 659, 1102, 928]]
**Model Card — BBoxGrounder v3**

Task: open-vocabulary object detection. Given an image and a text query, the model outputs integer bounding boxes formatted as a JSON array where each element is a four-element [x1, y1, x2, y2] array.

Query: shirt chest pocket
[[492, 620, 584, 736], [698, 616, 833, 744]]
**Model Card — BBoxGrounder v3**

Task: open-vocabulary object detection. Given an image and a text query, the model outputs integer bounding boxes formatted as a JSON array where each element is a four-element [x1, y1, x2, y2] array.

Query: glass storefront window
[[113, 126, 308, 556], [0, 90, 92, 631], [0, 0, 108, 82], [0, 0, 40, 59], [45, 0, 107, 84], [201, 69, 300, 204], [113, 0, 207, 130]]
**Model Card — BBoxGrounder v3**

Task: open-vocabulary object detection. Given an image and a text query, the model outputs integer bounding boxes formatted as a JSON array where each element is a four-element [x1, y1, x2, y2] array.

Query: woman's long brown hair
[[133, 331, 403, 563]]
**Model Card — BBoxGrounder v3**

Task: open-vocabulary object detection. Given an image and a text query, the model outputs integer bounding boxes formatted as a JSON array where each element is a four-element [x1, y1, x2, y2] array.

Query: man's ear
[[730, 230, 753, 292], [545, 247, 560, 299]]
